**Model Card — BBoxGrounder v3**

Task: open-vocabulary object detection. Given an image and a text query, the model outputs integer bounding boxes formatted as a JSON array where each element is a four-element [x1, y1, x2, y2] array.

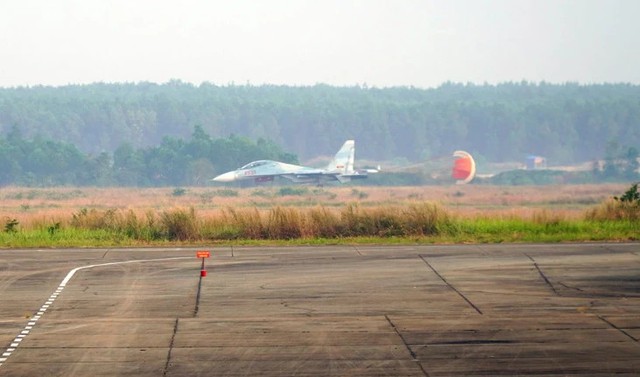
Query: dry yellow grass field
[[0, 183, 628, 228]]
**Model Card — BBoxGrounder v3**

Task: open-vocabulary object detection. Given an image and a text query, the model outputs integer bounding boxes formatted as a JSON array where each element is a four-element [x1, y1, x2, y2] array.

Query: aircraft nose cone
[[212, 171, 236, 182]]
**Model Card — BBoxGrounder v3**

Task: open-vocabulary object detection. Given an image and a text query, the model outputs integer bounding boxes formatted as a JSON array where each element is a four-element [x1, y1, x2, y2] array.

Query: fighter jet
[[212, 140, 378, 185]]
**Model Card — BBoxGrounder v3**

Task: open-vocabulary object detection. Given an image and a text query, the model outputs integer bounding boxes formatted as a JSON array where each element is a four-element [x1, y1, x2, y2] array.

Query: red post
[[196, 250, 210, 277]]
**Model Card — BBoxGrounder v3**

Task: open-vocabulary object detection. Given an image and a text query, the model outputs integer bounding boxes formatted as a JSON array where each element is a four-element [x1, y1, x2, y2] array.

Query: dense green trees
[[0, 127, 295, 187], [1, 82, 639, 163], [0, 127, 93, 186], [0, 82, 638, 186]]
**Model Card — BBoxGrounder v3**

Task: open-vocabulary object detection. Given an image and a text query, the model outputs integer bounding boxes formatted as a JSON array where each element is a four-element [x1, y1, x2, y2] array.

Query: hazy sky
[[1, 0, 638, 88]]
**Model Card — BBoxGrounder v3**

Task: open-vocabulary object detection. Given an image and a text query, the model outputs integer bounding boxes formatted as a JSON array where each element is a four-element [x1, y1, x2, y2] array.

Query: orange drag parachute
[[451, 150, 476, 184]]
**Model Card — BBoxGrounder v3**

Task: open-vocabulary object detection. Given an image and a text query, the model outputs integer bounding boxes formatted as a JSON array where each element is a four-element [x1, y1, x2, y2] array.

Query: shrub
[[47, 222, 61, 236], [350, 188, 369, 199], [452, 191, 465, 198], [171, 187, 187, 196], [250, 189, 272, 198], [585, 184, 640, 221], [614, 183, 639, 203], [71, 208, 119, 230], [4, 218, 19, 233], [276, 187, 308, 196], [375, 211, 405, 237], [199, 189, 238, 203], [217, 189, 238, 197]]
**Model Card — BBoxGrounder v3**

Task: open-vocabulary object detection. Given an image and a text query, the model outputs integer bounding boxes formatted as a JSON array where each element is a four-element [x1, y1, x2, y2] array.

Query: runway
[[1, 244, 639, 376]]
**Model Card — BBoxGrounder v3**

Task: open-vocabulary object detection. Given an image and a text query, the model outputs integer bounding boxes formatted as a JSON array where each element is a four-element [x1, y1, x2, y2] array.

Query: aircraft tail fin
[[326, 140, 355, 174]]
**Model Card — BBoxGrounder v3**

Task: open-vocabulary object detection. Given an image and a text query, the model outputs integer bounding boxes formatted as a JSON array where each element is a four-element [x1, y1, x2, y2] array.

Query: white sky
[[1, 0, 638, 88]]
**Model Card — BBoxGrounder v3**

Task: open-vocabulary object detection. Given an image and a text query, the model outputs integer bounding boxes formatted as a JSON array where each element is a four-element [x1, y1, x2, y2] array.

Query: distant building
[[526, 155, 547, 170]]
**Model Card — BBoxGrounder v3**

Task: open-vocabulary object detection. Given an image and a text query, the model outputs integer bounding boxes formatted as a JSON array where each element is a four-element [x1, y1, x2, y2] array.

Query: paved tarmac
[[0, 243, 639, 376]]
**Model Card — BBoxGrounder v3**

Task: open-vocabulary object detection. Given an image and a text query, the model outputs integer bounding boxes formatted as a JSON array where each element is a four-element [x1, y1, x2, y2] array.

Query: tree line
[[0, 126, 296, 186], [1, 81, 639, 167], [0, 123, 636, 187]]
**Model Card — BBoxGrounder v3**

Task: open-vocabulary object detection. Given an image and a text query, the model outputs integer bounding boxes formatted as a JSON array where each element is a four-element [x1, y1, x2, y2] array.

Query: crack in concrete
[[525, 253, 560, 296], [419, 254, 483, 315], [163, 318, 179, 376], [597, 315, 638, 343], [385, 315, 429, 377]]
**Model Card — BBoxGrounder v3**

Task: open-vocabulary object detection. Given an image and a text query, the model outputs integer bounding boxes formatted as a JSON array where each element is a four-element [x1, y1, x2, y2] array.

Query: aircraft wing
[[212, 161, 345, 184], [212, 160, 307, 182]]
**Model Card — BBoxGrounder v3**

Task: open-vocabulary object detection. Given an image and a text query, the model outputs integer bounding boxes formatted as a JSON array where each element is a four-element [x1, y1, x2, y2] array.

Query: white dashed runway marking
[[0, 256, 191, 367]]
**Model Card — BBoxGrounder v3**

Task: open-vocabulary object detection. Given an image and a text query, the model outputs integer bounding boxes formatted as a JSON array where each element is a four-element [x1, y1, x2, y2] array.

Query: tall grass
[[221, 207, 264, 239], [306, 206, 341, 238], [1, 202, 454, 242], [267, 206, 303, 239], [1, 188, 638, 246], [160, 208, 199, 241], [585, 198, 640, 221], [402, 202, 453, 235]]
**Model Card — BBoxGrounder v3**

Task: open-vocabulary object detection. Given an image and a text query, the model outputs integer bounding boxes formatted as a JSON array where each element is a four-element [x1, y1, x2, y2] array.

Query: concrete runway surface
[[1, 243, 639, 376]]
